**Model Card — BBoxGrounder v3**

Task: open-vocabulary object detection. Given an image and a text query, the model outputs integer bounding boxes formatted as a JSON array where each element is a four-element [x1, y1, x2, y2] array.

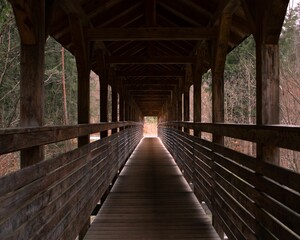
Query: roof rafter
[[85, 27, 217, 41], [107, 56, 196, 64]]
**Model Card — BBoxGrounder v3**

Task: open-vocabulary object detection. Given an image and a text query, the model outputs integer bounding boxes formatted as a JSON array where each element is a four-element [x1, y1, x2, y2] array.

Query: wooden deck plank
[[84, 137, 220, 240]]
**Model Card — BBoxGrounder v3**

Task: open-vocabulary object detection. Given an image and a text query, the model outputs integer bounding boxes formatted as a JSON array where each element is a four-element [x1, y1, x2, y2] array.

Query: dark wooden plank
[[85, 27, 217, 41], [84, 138, 220, 240], [107, 56, 196, 64], [11, 0, 46, 167], [163, 122, 300, 152], [0, 126, 143, 239], [0, 122, 141, 154]]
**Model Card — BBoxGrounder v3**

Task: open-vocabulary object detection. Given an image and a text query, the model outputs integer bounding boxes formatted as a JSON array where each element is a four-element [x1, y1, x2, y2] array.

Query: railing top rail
[[0, 121, 143, 154], [159, 121, 300, 152]]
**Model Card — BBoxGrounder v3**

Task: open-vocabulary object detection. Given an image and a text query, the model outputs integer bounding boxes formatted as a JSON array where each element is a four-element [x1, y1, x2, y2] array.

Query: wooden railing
[[0, 122, 143, 239], [159, 122, 300, 240]]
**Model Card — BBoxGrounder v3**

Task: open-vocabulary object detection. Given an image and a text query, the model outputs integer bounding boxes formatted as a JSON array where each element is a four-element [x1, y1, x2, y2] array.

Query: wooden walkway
[[84, 137, 220, 240]]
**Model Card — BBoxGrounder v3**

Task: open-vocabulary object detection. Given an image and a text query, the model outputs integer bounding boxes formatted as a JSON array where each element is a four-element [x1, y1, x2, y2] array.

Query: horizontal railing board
[[161, 122, 300, 152], [214, 153, 300, 223], [158, 124, 300, 240], [214, 176, 263, 238], [0, 122, 141, 154], [214, 190, 256, 240], [214, 143, 300, 194], [0, 124, 143, 239]]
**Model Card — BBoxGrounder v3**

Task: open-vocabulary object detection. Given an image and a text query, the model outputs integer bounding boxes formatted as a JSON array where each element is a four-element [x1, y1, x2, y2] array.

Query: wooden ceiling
[[49, 0, 252, 116]]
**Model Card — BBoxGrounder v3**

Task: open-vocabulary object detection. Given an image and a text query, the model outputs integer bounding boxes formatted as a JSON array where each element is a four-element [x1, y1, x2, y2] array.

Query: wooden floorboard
[[84, 137, 220, 240]]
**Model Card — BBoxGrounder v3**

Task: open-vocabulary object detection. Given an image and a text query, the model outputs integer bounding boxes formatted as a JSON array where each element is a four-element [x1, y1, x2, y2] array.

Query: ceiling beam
[[107, 56, 196, 64], [118, 69, 184, 77], [130, 92, 171, 96], [127, 85, 175, 91], [124, 79, 178, 85], [85, 27, 217, 41], [59, 0, 108, 54]]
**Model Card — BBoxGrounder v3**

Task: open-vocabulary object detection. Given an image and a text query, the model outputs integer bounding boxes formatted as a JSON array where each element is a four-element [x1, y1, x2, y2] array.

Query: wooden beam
[[85, 27, 218, 41], [184, 66, 192, 132], [241, 0, 288, 44], [177, 78, 183, 122], [45, 0, 58, 38], [110, 68, 118, 133], [193, 48, 204, 136], [59, 0, 108, 54], [211, 11, 232, 239], [240, 0, 256, 35], [98, 51, 109, 136], [145, 0, 156, 56], [10, 0, 37, 44], [124, 78, 178, 85], [100, 78, 108, 138], [145, 0, 156, 26], [210, 0, 240, 25], [13, 0, 46, 167], [69, 14, 90, 147], [256, 43, 280, 165], [127, 85, 175, 91], [129, 90, 171, 95], [250, 0, 288, 164], [107, 56, 196, 64], [212, 13, 232, 131], [118, 69, 184, 77]]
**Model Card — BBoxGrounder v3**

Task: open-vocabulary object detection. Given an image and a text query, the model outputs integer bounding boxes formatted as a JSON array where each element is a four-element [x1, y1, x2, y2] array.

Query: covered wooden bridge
[[1, 0, 300, 239]]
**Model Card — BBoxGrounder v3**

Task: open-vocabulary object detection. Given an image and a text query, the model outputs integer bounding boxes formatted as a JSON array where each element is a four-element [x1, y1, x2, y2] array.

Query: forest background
[[0, 1, 299, 175]]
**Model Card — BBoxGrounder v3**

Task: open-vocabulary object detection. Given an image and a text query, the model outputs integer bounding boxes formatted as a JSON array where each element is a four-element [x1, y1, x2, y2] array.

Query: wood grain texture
[[84, 138, 220, 240], [0, 125, 143, 240], [159, 125, 300, 240]]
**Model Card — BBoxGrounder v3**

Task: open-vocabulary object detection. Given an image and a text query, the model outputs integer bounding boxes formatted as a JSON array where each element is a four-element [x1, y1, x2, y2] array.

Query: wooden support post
[[69, 14, 90, 146], [177, 78, 183, 121], [184, 86, 190, 132], [100, 79, 108, 138], [211, 11, 233, 239], [241, 0, 288, 165], [68, 12, 91, 239], [13, 1, 46, 167], [117, 77, 124, 131], [125, 102, 130, 121], [212, 12, 232, 144], [77, 65, 90, 146], [111, 69, 118, 133], [170, 88, 175, 121], [184, 66, 192, 132], [98, 50, 108, 138], [256, 43, 280, 164], [119, 95, 124, 122], [193, 49, 204, 137]]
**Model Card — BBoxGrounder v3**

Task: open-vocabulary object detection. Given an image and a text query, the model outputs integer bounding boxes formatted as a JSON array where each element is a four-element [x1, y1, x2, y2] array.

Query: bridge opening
[[143, 116, 158, 137]]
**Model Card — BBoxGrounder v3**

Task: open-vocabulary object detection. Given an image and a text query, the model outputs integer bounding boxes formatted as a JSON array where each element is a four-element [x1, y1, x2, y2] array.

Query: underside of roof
[[45, 0, 287, 116]]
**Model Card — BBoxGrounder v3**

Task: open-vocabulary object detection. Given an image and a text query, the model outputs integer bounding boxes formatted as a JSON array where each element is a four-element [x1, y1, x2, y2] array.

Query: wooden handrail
[[158, 124, 300, 240], [0, 122, 142, 154], [0, 125, 143, 239], [159, 122, 300, 151]]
